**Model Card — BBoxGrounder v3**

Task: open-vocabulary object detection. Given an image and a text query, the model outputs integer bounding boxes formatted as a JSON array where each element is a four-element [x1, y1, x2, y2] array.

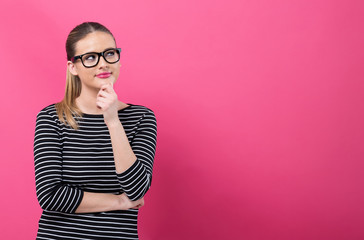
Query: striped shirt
[[33, 103, 157, 239]]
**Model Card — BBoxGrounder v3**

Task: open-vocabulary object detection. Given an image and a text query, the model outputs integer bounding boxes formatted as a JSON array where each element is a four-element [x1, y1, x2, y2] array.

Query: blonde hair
[[55, 22, 115, 129], [55, 69, 82, 129]]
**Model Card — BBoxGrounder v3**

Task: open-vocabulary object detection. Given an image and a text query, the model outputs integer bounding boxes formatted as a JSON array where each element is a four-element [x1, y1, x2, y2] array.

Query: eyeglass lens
[[82, 49, 120, 67]]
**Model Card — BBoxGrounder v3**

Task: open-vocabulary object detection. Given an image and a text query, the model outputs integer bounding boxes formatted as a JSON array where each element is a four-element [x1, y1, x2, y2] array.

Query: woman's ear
[[67, 61, 78, 76]]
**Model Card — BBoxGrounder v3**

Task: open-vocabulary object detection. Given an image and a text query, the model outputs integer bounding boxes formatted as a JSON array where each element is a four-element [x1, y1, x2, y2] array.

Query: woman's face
[[68, 31, 121, 91]]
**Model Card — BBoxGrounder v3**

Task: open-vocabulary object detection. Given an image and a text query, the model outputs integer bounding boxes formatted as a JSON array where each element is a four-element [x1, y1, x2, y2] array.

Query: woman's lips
[[96, 72, 111, 78]]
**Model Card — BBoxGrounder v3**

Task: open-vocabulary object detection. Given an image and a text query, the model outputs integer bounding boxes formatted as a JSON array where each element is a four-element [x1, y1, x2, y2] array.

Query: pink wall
[[0, 0, 363, 239]]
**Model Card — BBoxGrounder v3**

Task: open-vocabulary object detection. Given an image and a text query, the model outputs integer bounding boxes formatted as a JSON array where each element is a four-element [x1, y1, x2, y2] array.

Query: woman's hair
[[55, 22, 116, 129]]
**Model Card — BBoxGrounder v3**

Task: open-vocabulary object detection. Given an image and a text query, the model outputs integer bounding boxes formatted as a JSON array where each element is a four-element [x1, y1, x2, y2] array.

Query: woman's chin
[[97, 77, 115, 86]]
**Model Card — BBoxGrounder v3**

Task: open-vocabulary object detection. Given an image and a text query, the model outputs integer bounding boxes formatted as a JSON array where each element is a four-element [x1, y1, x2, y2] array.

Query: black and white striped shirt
[[33, 103, 157, 239]]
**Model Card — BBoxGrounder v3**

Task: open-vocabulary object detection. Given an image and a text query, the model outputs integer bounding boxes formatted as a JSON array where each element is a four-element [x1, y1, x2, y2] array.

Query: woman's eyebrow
[[79, 47, 117, 55], [102, 47, 117, 52]]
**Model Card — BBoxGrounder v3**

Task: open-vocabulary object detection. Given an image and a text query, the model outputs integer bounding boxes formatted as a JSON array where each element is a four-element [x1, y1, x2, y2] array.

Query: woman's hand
[[117, 193, 145, 210], [96, 83, 120, 126], [75, 192, 144, 213]]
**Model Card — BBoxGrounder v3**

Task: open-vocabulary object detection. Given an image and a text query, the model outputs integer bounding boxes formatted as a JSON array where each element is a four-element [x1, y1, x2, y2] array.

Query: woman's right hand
[[117, 193, 145, 210]]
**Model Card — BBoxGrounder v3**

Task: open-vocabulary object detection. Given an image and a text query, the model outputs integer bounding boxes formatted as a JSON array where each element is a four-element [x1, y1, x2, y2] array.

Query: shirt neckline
[[80, 103, 133, 117]]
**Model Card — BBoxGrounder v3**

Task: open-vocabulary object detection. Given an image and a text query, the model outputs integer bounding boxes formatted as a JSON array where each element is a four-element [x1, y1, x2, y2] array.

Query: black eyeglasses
[[71, 48, 121, 68]]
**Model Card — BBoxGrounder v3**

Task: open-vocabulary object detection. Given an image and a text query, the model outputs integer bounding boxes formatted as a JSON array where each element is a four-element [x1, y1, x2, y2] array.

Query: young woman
[[33, 22, 157, 239]]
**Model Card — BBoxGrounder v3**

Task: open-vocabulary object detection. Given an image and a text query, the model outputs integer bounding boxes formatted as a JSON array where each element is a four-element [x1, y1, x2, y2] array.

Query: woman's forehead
[[74, 31, 116, 55]]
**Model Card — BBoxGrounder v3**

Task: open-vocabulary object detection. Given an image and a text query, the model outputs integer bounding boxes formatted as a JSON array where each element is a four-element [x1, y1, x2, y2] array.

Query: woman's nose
[[98, 56, 109, 68]]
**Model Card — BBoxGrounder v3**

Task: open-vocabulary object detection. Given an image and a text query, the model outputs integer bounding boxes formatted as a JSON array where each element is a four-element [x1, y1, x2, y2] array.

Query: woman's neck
[[76, 88, 103, 114], [75, 87, 129, 114]]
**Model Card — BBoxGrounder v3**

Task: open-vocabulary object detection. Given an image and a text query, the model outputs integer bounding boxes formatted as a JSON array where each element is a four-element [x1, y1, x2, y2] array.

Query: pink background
[[0, 0, 363, 239]]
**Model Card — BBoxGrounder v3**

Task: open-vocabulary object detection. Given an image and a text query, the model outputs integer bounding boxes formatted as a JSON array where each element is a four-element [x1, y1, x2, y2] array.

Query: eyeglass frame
[[71, 48, 122, 68]]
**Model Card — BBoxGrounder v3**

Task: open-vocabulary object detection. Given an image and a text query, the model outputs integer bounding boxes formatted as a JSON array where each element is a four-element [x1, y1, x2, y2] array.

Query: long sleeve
[[33, 109, 84, 213], [116, 110, 157, 201]]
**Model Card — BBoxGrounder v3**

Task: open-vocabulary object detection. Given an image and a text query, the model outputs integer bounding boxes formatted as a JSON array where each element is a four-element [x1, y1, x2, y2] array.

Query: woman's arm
[[113, 111, 157, 201], [34, 109, 83, 213], [97, 84, 157, 201], [107, 120, 137, 173], [75, 192, 144, 213]]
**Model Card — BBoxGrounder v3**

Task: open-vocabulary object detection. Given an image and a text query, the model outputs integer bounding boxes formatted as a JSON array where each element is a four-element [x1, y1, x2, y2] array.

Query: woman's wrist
[[114, 194, 125, 210], [117, 193, 134, 210]]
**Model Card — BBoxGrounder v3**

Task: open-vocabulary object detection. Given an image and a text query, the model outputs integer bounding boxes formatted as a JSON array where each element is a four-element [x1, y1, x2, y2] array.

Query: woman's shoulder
[[125, 103, 155, 116], [124, 103, 157, 124], [36, 103, 58, 119], [126, 104, 157, 129], [34, 104, 62, 130]]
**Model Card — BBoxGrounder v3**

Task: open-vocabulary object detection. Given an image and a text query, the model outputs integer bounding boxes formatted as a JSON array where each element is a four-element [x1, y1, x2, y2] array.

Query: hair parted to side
[[55, 22, 116, 129]]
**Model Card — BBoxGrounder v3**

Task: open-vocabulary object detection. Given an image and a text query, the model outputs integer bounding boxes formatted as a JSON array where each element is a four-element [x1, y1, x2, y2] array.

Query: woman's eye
[[106, 51, 115, 56], [84, 54, 96, 61]]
